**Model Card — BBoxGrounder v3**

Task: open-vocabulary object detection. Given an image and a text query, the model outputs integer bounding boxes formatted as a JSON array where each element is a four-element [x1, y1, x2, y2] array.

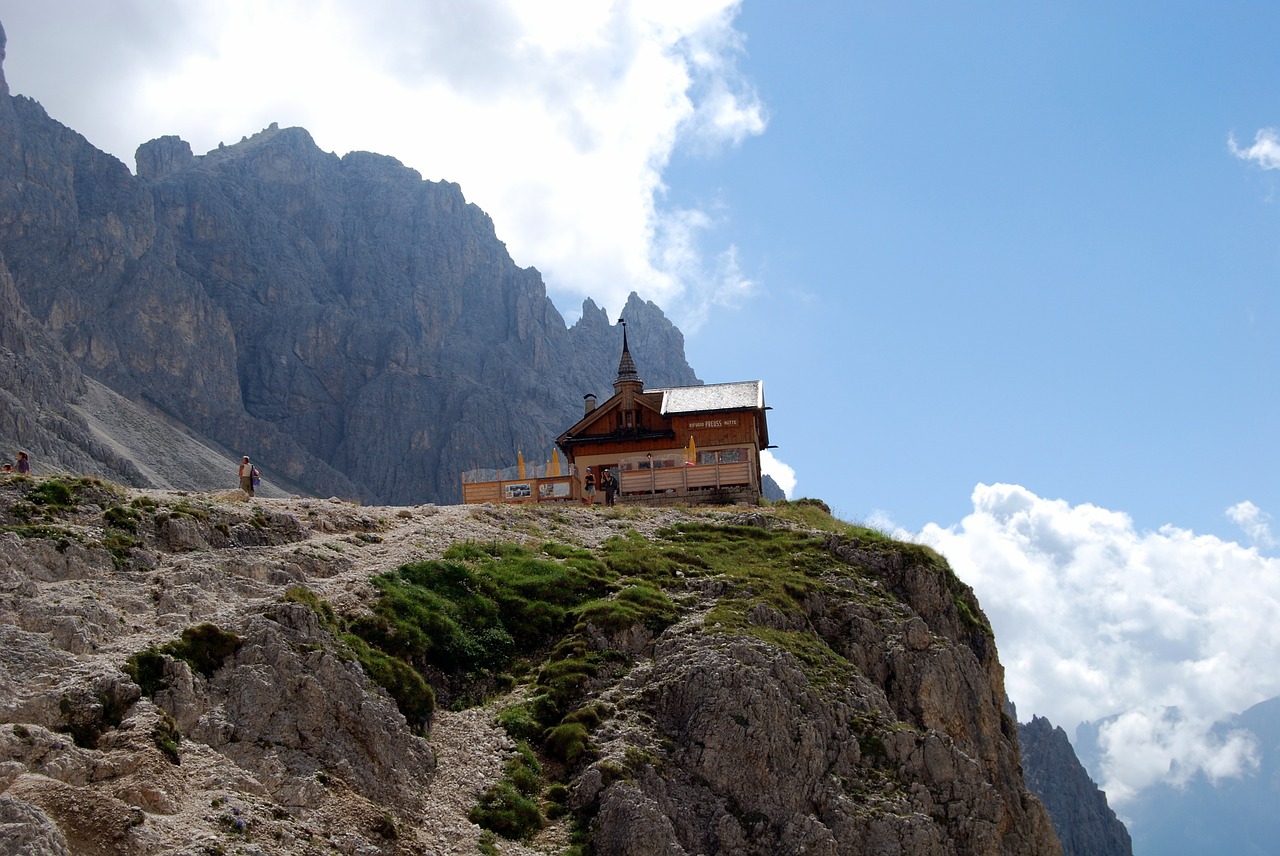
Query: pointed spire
[[615, 317, 641, 386]]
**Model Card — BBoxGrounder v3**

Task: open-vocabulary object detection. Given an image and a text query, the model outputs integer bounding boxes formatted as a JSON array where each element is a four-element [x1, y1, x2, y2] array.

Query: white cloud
[[1229, 128, 1280, 170], [759, 449, 794, 498], [0, 0, 765, 331], [1226, 500, 1276, 548], [1096, 708, 1259, 804], [918, 484, 1280, 803]]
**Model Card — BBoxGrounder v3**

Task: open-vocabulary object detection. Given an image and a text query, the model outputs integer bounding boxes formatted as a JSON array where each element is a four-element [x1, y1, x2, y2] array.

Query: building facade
[[555, 322, 771, 505]]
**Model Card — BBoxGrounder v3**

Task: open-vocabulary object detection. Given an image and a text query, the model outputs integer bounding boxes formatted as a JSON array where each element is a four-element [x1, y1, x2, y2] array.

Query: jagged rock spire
[[615, 317, 641, 388]]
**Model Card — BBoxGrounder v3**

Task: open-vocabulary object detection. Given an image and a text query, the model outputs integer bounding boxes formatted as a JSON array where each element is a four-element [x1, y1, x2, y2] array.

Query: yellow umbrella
[[518, 450, 526, 479], [688, 435, 697, 464], [550, 450, 561, 476]]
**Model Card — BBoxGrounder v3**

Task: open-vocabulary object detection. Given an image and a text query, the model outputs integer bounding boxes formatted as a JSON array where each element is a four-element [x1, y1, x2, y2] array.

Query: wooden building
[[555, 321, 771, 505]]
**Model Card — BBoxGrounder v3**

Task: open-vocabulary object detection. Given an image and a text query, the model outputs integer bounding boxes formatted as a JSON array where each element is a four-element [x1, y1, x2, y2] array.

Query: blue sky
[[3, 0, 1279, 819], [677, 2, 1280, 540]]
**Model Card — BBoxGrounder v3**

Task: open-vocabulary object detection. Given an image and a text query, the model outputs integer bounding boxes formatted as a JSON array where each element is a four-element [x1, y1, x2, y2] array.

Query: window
[[697, 448, 745, 464]]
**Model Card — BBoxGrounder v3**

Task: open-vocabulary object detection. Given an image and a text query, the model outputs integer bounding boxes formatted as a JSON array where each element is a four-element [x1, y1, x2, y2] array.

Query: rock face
[[0, 20, 698, 504], [0, 476, 1062, 855], [1017, 716, 1132, 856]]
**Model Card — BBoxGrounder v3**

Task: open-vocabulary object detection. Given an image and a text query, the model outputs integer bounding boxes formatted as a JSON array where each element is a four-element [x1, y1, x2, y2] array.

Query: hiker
[[15, 452, 30, 476], [601, 468, 618, 507], [238, 456, 257, 497], [583, 467, 596, 505], [1, 462, 11, 475]]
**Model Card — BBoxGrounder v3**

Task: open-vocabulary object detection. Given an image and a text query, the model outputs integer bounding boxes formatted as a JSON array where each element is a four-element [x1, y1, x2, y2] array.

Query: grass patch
[[283, 586, 434, 730], [0, 524, 78, 550], [340, 633, 435, 731], [166, 623, 243, 677], [27, 480, 75, 511], [167, 500, 210, 522], [496, 703, 542, 743], [153, 710, 182, 764], [283, 585, 338, 626], [101, 532, 137, 566], [126, 623, 244, 696], [468, 741, 545, 840], [103, 505, 141, 532], [544, 721, 590, 763], [348, 544, 615, 681], [572, 584, 678, 633]]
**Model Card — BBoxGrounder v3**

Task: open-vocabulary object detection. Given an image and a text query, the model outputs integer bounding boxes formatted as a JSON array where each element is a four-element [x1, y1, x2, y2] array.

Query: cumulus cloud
[[1229, 128, 1280, 170], [918, 484, 1280, 803], [759, 449, 794, 498], [1227, 500, 1276, 548], [0, 0, 766, 329]]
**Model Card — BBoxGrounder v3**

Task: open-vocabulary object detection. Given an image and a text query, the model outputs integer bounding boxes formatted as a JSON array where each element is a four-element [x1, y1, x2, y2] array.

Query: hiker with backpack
[[238, 455, 260, 497]]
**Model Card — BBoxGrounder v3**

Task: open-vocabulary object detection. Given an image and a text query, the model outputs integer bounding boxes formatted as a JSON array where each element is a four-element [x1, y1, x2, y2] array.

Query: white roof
[[650, 380, 764, 415]]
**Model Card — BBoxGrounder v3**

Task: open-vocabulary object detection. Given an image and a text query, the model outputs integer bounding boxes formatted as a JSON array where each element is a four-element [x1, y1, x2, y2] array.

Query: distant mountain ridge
[[1073, 696, 1280, 856], [0, 19, 697, 503]]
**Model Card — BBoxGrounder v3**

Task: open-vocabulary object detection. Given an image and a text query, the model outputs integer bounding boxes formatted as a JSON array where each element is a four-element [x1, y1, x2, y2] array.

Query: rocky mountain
[[0, 19, 698, 505], [0, 477, 1061, 855], [1017, 716, 1131, 856]]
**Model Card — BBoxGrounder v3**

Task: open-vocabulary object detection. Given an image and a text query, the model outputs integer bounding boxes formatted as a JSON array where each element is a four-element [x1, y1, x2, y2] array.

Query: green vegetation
[[27, 480, 76, 511], [166, 499, 210, 522], [103, 504, 141, 532], [283, 585, 337, 625], [347, 543, 616, 683], [341, 633, 436, 730], [571, 583, 677, 633], [496, 702, 541, 742], [468, 741, 546, 840], [266, 501, 981, 851], [126, 623, 244, 696], [282, 586, 435, 730], [153, 710, 182, 764], [166, 623, 243, 677], [10, 476, 125, 521], [124, 648, 169, 697], [102, 532, 137, 566], [0, 523, 77, 550]]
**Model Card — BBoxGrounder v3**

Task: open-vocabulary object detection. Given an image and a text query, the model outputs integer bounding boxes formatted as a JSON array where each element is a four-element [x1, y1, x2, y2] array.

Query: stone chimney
[[584, 394, 597, 415]]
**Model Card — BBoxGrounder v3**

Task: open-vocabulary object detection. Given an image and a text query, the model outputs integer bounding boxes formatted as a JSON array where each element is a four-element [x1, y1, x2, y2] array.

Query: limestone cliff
[[0, 20, 698, 505], [0, 477, 1060, 854], [1018, 716, 1131, 856]]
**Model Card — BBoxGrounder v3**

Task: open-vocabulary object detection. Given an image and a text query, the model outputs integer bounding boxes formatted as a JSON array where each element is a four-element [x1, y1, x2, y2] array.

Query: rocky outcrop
[[1018, 716, 1131, 856], [574, 531, 1060, 856], [0, 20, 698, 504], [0, 477, 1061, 854]]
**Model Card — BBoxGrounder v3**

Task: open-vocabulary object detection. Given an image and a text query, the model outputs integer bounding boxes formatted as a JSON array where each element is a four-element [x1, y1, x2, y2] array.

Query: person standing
[[15, 452, 30, 476], [238, 456, 255, 497], [601, 468, 617, 507], [583, 467, 596, 505]]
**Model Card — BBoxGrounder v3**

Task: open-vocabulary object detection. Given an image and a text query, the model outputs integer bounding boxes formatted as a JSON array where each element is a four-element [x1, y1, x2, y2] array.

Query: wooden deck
[[619, 461, 751, 496], [461, 460, 758, 507]]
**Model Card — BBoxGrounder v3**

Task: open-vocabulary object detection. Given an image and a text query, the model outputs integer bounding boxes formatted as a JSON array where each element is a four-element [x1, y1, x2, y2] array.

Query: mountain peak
[[0, 20, 8, 98]]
